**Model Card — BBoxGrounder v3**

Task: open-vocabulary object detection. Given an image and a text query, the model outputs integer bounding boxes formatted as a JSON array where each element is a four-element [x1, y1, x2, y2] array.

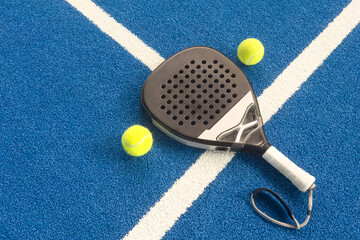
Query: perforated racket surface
[[141, 46, 270, 154]]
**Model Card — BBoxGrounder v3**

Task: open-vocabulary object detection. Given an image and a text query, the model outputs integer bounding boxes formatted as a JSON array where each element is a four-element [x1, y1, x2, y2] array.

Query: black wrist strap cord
[[250, 184, 315, 229]]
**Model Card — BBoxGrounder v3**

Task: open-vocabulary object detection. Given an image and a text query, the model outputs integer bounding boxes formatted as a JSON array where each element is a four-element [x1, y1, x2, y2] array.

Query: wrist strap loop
[[250, 184, 315, 229]]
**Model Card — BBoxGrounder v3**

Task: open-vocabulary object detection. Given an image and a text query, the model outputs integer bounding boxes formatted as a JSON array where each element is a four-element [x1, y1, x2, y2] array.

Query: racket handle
[[262, 146, 315, 192]]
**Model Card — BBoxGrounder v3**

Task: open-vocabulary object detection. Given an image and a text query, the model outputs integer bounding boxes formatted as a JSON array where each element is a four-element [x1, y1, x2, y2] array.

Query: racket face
[[141, 46, 269, 154]]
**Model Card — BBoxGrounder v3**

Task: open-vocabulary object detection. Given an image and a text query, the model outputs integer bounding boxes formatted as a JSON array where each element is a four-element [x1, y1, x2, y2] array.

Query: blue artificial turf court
[[1, 0, 359, 239]]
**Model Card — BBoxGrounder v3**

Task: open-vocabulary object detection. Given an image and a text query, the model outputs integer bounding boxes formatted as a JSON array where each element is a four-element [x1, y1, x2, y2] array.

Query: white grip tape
[[262, 146, 315, 192]]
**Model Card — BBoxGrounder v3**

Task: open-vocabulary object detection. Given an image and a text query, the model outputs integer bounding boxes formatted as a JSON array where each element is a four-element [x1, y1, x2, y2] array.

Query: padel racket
[[141, 46, 316, 228]]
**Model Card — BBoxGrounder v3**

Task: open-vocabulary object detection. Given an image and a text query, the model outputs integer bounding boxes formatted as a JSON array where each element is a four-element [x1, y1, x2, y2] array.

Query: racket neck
[[232, 141, 271, 155]]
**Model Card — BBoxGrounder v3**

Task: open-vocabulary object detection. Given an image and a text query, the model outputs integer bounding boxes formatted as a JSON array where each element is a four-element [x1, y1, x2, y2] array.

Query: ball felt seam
[[247, 47, 264, 65], [123, 134, 152, 147]]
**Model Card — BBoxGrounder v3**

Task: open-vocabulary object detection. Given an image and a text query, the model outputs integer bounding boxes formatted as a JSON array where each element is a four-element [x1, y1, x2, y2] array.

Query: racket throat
[[214, 103, 270, 154], [217, 104, 259, 143]]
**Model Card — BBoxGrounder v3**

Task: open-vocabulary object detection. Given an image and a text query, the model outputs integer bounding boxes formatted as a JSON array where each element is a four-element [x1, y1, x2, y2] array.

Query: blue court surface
[[1, 0, 359, 239]]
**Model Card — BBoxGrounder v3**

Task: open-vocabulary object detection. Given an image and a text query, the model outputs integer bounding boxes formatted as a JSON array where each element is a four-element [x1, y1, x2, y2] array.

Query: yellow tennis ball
[[237, 38, 264, 65], [122, 125, 153, 157]]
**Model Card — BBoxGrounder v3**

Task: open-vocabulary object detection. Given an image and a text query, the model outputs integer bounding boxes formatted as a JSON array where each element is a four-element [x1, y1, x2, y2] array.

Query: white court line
[[66, 0, 165, 71], [65, 0, 360, 239]]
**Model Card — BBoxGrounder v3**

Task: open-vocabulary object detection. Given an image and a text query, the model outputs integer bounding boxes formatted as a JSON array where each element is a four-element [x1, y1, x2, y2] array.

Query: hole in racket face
[[142, 46, 268, 152]]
